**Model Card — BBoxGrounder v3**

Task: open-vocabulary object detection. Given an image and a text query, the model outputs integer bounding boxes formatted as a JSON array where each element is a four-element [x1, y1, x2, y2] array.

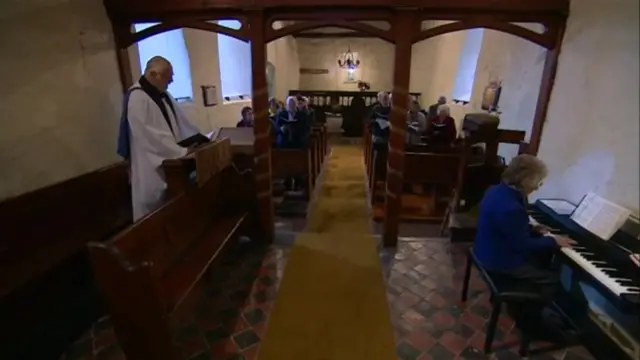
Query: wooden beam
[[528, 24, 566, 155], [248, 10, 275, 243], [383, 10, 417, 247], [293, 32, 376, 39], [104, 0, 569, 16], [103, 1, 569, 25]]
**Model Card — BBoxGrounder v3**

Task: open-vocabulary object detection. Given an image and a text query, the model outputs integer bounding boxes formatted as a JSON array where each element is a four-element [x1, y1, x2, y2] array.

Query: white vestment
[[127, 83, 200, 221]]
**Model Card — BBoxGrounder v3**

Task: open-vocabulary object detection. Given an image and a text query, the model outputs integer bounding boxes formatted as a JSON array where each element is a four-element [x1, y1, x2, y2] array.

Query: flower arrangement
[[357, 81, 371, 92]]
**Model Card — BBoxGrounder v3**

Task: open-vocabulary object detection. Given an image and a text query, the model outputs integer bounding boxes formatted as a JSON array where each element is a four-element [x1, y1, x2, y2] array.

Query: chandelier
[[337, 46, 360, 70]]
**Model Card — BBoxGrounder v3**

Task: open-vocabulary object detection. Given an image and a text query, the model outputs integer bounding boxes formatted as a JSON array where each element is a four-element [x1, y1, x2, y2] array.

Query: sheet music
[[570, 192, 632, 241], [529, 215, 540, 226], [540, 199, 577, 215], [376, 118, 389, 129]]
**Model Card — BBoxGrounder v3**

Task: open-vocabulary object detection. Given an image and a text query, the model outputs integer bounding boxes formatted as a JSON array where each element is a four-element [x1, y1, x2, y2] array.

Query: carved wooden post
[[383, 10, 416, 247], [528, 24, 565, 155], [248, 10, 275, 242]]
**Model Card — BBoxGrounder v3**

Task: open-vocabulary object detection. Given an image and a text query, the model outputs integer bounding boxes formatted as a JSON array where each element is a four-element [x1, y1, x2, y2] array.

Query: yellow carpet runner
[[258, 144, 396, 360]]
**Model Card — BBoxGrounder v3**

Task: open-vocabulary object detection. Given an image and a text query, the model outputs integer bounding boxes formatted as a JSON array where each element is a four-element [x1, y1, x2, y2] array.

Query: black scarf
[[138, 76, 177, 135]]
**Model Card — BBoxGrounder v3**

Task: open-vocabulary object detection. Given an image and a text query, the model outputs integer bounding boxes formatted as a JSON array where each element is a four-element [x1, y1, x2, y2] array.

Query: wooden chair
[[88, 161, 256, 360], [0, 162, 131, 359]]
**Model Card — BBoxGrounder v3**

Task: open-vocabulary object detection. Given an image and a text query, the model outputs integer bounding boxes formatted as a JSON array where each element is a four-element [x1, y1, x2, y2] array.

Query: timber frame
[[104, 0, 569, 247]]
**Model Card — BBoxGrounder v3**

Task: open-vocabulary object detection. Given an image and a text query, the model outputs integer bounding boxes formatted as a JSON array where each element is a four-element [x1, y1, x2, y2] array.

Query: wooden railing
[[288, 90, 421, 137]]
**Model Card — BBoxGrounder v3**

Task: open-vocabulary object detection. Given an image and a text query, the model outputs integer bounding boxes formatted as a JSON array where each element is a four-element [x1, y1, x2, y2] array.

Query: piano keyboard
[[561, 247, 640, 296], [528, 214, 640, 299]]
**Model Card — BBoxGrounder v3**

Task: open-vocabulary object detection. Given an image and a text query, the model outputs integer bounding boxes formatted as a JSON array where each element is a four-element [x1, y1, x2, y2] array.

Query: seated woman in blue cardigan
[[474, 154, 576, 339]]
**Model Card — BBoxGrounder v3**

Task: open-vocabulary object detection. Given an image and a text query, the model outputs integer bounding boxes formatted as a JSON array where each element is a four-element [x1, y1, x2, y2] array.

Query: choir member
[[369, 91, 391, 153], [276, 96, 310, 190], [406, 99, 427, 145], [427, 95, 447, 120], [425, 104, 457, 146]]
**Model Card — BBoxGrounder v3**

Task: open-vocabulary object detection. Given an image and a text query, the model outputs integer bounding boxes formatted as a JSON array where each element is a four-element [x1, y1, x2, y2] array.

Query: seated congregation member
[[302, 97, 316, 124], [276, 96, 310, 190], [369, 92, 392, 153], [425, 104, 457, 146], [295, 95, 315, 125], [236, 106, 254, 127], [405, 99, 427, 145], [427, 95, 447, 120], [268, 98, 280, 140], [474, 155, 576, 339], [268, 97, 280, 117], [276, 96, 310, 149], [117, 56, 208, 221]]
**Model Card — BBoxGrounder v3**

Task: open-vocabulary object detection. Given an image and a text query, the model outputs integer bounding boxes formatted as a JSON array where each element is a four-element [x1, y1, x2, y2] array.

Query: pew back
[[0, 162, 131, 359], [89, 163, 253, 360], [404, 152, 463, 184], [0, 162, 131, 296]]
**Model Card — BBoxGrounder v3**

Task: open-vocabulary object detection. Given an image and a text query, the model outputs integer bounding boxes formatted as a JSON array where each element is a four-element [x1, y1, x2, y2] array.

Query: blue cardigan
[[473, 183, 557, 271], [275, 109, 310, 148]]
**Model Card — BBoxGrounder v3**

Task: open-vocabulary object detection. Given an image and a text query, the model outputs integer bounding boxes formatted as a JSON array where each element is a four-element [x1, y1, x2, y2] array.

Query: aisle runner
[[258, 145, 395, 360]]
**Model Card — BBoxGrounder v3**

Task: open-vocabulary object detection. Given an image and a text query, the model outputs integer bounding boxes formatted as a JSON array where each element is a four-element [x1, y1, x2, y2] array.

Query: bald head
[[380, 92, 390, 107], [143, 56, 173, 91]]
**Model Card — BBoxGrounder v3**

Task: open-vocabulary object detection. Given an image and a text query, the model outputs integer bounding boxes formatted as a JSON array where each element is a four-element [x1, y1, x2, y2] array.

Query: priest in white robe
[[121, 56, 203, 221]]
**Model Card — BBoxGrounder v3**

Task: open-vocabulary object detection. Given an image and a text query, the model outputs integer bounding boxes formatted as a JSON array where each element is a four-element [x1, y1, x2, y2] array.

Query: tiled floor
[[61, 223, 597, 360], [61, 240, 291, 360], [381, 237, 596, 360]]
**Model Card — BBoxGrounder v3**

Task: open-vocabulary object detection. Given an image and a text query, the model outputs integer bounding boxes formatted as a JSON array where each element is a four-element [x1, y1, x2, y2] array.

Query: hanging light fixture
[[337, 45, 360, 70]]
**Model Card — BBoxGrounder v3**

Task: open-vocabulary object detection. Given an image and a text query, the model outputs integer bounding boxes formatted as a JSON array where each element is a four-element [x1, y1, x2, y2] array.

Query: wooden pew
[[88, 146, 255, 360], [400, 151, 465, 221], [312, 124, 327, 158], [0, 162, 131, 359], [271, 145, 314, 200], [309, 129, 321, 185], [369, 144, 387, 205], [370, 146, 466, 222]]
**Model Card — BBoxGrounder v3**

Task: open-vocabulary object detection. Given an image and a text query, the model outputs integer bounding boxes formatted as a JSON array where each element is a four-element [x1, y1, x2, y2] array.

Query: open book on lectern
[[570, 192, 632, 241]]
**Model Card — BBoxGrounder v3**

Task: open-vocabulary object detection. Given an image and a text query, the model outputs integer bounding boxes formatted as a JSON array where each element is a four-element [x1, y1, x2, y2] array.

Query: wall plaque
[[300, 68, 329, 74]]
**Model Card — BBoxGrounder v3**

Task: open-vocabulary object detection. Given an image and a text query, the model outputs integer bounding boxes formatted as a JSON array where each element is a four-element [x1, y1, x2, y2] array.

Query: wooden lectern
[[213, 127, 255, 155], [213, 127, 255, 172], [162, 139, 232, 198]]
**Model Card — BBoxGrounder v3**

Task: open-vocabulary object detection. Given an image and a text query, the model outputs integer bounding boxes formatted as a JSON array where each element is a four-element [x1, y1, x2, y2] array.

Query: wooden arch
[[126, 20, 249, 47], [266, 20, 393, 43], [413, 21, 556, 49], [103, 0, 569, 249]]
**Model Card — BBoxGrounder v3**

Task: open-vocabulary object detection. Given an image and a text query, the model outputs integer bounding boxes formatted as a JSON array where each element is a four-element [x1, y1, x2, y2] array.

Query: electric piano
[[528, 198, 640, 359]]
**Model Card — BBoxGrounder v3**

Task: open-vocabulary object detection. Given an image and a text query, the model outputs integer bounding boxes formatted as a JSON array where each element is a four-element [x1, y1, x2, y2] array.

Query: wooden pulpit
[[214, 127, 255, 155], [162, 138, 232, 198]]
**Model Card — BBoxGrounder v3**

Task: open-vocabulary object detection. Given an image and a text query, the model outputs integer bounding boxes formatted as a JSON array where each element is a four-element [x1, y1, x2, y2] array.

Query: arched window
[[451, 28, 484, 102], [217, 20, 252, 100], [134, 23, 194, 100]]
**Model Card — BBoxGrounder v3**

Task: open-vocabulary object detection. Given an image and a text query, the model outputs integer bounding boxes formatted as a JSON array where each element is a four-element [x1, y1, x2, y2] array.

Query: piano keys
[[528, 198, 640, 359]]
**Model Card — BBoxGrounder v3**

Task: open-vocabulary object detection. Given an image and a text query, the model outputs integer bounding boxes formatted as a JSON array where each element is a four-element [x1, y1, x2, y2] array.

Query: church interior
[[0, 0, 639, 360]]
